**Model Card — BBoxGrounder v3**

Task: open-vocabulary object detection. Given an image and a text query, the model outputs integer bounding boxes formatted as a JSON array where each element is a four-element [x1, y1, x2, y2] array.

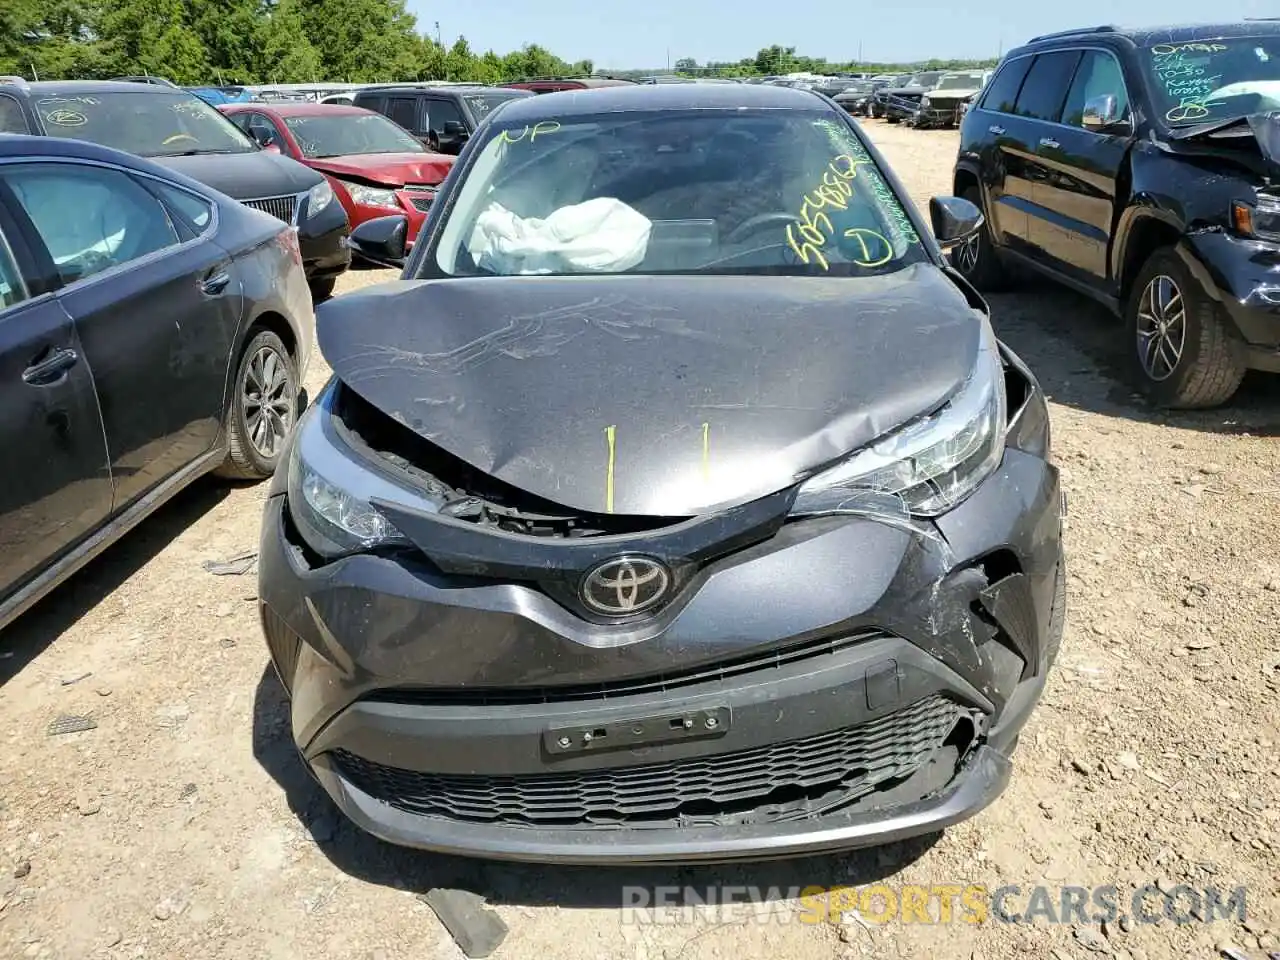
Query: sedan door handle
[[201, 271, 231, 295], [22, 347, 79, 386], [1039, 137, 1061, 149], [988, 125, 1006, 135]]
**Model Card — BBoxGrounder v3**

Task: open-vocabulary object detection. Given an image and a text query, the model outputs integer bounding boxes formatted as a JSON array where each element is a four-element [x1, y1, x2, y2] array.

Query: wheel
[[886, 115, 901, 124], [1125, 248, 1246, 409], [308, 276, 336, 302], [949, 186, 1008, 291], [216, 329, 299, 480]]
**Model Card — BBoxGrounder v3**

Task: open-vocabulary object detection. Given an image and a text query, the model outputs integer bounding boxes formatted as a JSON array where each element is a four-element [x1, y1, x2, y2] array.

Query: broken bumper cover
[[256, 396, 1063, 862], [1182, 233, 1280, 369]]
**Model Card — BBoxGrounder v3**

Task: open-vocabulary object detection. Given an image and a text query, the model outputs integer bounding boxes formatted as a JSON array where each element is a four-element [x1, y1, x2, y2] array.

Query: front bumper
[[298, 200, 351, 281], [257, 385, 1064, 863], [1182, 233, 1280, 370], [913, 103, 966, 128]]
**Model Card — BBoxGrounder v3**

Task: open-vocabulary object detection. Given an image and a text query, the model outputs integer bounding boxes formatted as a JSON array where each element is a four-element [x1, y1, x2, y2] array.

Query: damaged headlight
[[338, 179, 401, 210], [1232, 195, 1280, 243], [286, 400, 417, 559], [792, 320, 1006, 518]]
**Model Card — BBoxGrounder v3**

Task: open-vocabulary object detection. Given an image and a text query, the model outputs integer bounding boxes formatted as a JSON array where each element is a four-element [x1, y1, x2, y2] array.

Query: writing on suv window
[[1145, 37, 1280, 125]]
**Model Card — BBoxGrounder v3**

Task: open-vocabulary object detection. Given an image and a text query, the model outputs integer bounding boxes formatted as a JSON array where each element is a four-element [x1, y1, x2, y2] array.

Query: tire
[[308, 276, 336, 302], [1125, 248, 1246, 409], [949, 186, 1008, 291], [215, 329, 300, 480], [886, 115, 901, 124]]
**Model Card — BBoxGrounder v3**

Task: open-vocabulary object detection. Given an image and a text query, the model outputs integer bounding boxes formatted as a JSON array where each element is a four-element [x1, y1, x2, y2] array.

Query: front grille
[[243, 194, 298, 223], [407, 194, 435, 213], [367, 629, 887, 706], [329, 694, 964, 829]]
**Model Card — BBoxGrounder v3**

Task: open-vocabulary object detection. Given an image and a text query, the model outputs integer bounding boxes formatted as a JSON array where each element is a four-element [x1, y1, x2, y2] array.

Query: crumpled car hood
[[1158, 111, 1280, 176], [317, 265, 982, 516]]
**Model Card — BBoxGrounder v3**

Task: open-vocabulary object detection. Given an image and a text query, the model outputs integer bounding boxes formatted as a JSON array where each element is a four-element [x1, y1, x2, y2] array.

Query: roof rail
[[1027, 25, 1117, 43], [0, 75, 29, 90]]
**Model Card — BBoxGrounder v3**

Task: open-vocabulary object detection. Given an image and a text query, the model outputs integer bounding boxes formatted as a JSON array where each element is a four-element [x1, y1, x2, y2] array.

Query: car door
[[1, 161, 242, 511], [1003, 49, 1084, 268], [387, 96, 427, 144], [964, 55, 1036, 249], [1029, 48, 1134, 288], [0, 192, 112, 602]]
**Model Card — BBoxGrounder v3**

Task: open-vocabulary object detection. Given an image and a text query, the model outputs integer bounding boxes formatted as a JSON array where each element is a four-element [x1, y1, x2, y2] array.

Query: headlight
[[337, 179, 401, 210], [286, 401, 419, 559], [921, 96, 932, 109], [792, 320, 1006, 518], [1231, 196, 1280, 242], [306, 179, 335, 215]]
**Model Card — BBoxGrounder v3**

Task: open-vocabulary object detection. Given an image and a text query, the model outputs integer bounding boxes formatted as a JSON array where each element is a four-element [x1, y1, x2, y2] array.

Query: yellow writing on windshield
[[499, 120, 561, 144], [1151, 42, 1227, 56], [785, 154, 891, 270], [842, 228, 893, 267]]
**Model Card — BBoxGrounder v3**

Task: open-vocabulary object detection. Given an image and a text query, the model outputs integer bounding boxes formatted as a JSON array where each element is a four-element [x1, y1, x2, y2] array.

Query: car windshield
[[905, 73, 944, 88], [462, 92, 526, 119], [36, 91, 256, 156], [430, 108, 927, 278], [937, 73, 984, 91], [283, 113, 425, 157], [839, 82, 875, 94], [1143, 35, 1280, 125]]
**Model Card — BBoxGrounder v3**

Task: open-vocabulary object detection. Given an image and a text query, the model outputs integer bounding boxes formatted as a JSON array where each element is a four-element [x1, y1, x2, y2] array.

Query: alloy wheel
[[242, 345, 295, 459], [1136, 274, 1187, 382], [956, 231, 980, 274]]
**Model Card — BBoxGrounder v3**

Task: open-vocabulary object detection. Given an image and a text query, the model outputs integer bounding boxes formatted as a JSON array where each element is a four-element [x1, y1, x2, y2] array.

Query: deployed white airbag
[[466, 198, 652, 274]]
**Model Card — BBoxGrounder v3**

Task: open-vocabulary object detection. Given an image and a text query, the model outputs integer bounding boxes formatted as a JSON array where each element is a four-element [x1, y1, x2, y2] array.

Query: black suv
[[352, 85, 532, 154], [953, 21, 1280, 408]]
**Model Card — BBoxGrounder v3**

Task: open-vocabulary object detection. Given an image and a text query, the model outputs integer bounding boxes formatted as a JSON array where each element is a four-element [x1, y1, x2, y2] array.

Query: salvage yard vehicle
[[0, 134, 313, 632], [220, 102, 454, 248], [953, 21, 1280, 408], [0, 78, 350, 300], [877, 71, 946, 123], [912, 70, 990, 128], [833, 79, 878, 116], [258, 83, 1066, 864], [352, 84, 532, 154]]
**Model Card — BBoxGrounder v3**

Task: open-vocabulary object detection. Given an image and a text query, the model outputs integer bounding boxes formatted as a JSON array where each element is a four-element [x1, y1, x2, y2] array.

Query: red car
[[219, 103, 453, 246]]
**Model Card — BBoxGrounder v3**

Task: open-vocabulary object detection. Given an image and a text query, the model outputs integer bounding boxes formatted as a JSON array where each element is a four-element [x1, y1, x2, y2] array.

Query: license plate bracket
[[543, 706, 730, 756]]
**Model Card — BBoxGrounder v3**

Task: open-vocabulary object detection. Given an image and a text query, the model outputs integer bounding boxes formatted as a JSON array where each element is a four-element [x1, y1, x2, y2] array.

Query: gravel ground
[[1, 120, 1278, 960]]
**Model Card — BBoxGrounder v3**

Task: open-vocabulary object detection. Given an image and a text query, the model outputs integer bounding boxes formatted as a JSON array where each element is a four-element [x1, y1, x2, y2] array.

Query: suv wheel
[[949, 187, 1006, 290], [215, 329, 299, 480], [1126, 248, 1246, 409]]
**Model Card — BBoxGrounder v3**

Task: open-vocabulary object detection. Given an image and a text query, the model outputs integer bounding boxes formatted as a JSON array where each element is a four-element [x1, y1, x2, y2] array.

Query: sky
[[409, 0, 1276, 69]]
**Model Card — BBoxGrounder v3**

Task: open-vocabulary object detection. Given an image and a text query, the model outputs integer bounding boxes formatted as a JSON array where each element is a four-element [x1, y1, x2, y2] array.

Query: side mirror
[[442, 120, 468, 137], [1082, 94, 1130, 134], [929, 195, 984, 249], [348, 215, 408, 269]]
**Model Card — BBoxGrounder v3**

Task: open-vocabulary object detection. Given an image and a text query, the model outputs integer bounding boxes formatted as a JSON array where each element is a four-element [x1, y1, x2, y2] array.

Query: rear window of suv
[[980, 57, 1033, 113]]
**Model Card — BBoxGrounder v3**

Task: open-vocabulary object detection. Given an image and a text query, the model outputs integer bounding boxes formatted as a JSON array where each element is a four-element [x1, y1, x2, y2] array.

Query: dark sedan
[[258, 83, 1066, 863], [0, 134, 313, 631], [0, 78, 350, 299]]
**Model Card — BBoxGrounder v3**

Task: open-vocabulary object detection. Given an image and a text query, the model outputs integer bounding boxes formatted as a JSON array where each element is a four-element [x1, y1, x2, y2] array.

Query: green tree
[[97, 0, 211, 82], [256, 0, 320, 82], [297, 0, 421, 81]]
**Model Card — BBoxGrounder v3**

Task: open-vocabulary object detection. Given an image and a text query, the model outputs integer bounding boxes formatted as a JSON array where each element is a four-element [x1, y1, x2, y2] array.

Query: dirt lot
[[2, 120, 1278, 960]]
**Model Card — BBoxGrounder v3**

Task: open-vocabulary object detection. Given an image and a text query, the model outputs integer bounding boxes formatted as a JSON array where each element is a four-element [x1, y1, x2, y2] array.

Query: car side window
[[3, 164, 180, 285], [388, 97, 418, 132], [1061, 50, 1131, 129], [980, 57, 1033, 115], [427, 98, 466, 135], [0, 225, 28, 309], [1012, 51, 1083, 122], [245, 113, 280, 147], [0, 95, 28, 134], [152, 182, 215, 237]]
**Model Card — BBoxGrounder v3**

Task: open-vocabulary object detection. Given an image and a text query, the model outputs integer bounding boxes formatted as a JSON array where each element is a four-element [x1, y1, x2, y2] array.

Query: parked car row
[[859, 70, 993, 128]]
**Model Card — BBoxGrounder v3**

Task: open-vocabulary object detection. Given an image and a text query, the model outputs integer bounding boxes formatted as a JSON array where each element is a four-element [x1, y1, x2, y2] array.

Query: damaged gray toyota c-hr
[[257, 83, 1067, 864]]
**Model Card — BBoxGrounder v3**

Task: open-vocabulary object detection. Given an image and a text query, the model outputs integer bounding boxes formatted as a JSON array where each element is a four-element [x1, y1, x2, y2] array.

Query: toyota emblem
[[581, 556, 672, 616]]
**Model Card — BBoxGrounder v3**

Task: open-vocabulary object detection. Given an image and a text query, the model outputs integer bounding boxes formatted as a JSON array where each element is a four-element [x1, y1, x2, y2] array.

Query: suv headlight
[[792, 320, 1006, 518], [1232, 196, 1280, 242], [305, 179, 334, 216], [921, 96, 932, 109], [286, 401, 417, 559], [338, 179, 401, 210]]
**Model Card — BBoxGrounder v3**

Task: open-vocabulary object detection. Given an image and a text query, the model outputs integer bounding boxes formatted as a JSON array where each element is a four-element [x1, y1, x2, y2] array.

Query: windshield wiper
[[151, 147, 246, 157]]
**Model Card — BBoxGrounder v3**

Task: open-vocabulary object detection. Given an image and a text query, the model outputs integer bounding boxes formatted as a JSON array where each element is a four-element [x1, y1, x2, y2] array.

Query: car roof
[[225, 102, 375, 118], [18, 79, 188, 97], [356, 84, 525, 96], [492, 82, 825, 123], [1018, 20, 1280, 52]]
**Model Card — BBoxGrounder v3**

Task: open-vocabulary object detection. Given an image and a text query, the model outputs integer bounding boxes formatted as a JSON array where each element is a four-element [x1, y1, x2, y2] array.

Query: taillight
[[276, 226, 302, 267]]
